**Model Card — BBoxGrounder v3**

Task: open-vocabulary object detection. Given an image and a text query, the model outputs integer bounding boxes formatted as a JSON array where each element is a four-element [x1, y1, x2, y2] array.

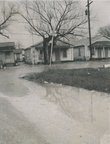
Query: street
[[0, 63, 48, 144], [0, 62, 110, 144]]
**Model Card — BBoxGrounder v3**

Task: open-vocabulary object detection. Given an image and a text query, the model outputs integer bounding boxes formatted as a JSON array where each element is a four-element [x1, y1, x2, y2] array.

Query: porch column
[[94, 47, 95, 56], [103, 47, 105, 58]]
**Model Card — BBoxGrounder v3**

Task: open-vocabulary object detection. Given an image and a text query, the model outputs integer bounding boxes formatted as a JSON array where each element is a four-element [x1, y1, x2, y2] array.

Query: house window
[[40, 50, 42, 54], [5, 52, 10, 56], [78, 48, 81, 56], [63, 49, 67, 58], [92, 48, 95, 55]]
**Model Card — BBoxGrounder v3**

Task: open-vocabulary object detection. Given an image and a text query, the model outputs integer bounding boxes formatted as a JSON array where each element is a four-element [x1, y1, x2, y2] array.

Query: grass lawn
[[22, 68, 110, 94]]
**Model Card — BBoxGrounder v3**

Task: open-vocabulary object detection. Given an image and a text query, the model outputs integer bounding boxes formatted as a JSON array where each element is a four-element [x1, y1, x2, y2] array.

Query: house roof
[[34, 40, 70, 49], [54, 40, 70, 49], [0, 42, 15, 51], [34, 41, 43, 49], [73, 35, 110, 48], [92, 41, 110, 48], [0, 42, 15, 48], [25, 40, 70, 50], [14, 49, 22, 54], [24, 41, 43, 50]]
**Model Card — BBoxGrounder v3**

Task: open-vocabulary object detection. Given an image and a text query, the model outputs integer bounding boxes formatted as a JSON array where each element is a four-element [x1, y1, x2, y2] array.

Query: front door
[[98, 49, 102, 58], [5, 52, 11, 63], [17, 54, 20, 61], [55, 49, 60, 61]]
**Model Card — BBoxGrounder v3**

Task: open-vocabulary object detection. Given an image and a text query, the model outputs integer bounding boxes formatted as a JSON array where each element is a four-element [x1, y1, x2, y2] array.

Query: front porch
[[91, 41, 110, 59]]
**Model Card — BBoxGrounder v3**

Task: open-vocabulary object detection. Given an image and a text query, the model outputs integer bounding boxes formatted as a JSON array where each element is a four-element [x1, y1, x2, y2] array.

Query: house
[[24, 40, 73, 64], [73, 35, 110, 60], [14, 49, 24, 62], [52, 40, 73, 62], [0, 42, 16, 66], [24, 42, 44, 64]]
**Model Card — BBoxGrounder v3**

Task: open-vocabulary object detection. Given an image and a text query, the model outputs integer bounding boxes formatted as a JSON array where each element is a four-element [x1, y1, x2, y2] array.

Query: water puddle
[[43, 83, 110, 141]]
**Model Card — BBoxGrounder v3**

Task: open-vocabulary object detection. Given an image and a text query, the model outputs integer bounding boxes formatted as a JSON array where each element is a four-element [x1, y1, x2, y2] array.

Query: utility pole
[[49, 30, 57, 68], [86, 0, 93, 60]]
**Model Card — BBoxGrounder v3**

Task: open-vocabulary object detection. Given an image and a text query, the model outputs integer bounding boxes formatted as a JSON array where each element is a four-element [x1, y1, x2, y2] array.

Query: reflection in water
[[44, 83, 110, 140], [45, 84, 93, 122]]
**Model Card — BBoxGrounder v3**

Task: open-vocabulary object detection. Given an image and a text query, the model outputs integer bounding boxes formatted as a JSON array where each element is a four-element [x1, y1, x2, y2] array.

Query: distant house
[[24, 42, 44, 64], [0, 42, 16, 66], [14, 49, 23, 62], [73, 35, 110, 60], [24, 40, 73, 64]]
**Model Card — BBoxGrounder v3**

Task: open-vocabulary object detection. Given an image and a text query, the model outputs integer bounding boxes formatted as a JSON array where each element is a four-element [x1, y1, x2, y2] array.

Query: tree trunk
[[43, 36, 53, 64], [43, 38, 50, 64]]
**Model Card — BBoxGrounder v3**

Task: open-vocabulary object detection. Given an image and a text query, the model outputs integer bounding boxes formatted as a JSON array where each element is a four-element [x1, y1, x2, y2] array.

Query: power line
[[4, 32, 36, 35]]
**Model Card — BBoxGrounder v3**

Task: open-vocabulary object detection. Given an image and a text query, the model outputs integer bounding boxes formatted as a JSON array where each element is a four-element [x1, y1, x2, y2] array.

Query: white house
[[24, 35, 110, 64], [73, 35, 110, 60], [24, 42, 44, 64], [24, 40, 74, 64], [51, 40, 73, 62], [0, 42, 16, 66]]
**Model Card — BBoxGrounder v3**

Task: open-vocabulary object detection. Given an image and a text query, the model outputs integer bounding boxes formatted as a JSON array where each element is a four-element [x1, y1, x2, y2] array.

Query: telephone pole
[[86, 0, 93, 60]]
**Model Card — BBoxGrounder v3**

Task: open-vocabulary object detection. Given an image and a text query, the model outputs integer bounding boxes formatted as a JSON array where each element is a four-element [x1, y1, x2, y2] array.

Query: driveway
[[0, 62, 110, 144]]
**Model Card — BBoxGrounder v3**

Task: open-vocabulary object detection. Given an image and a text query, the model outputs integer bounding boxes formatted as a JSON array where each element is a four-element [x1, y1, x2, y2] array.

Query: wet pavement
[[0, 97, 48, 144], [0, 63, 49, 144], [0, 63, 45, 97], [0, 62, 110, 144]]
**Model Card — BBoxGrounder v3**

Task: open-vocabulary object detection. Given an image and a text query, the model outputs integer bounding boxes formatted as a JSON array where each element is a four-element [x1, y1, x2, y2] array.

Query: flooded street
[[0, 63, 45, 97], [0, 62, 110, 144]]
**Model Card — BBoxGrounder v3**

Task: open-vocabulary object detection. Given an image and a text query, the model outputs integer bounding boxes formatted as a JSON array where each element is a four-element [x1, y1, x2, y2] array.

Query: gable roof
[[34, 40, 70, 49], [34, 41, 43, 49], [54, 40, 70, 49], [73, 35, 110, 47], [25, 40, 71, 50], [25, 41, 43, 50]]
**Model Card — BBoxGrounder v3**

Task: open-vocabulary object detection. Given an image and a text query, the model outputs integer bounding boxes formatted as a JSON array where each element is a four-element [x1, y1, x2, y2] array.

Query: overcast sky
[[0, 0, 110, 48]]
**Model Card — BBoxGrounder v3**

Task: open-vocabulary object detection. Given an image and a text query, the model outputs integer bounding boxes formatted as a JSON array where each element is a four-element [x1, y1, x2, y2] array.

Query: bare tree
[[98, 25, 110, 38], [18, 0, 87, 64], [0, 1, 17, 38]]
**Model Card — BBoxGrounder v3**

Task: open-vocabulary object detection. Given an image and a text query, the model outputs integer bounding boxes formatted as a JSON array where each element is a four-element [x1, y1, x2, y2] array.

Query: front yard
[[22, 67, 110, 94]]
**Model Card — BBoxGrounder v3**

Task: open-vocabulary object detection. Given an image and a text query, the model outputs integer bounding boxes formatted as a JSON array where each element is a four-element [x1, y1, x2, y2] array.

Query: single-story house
[[24, 42, 44, 64], [14, 49, 24, 62], [73, 35, 110, 60], [0, 42, 16, 66], [52, 40, 73, 62], [24, 40, 73, 64]]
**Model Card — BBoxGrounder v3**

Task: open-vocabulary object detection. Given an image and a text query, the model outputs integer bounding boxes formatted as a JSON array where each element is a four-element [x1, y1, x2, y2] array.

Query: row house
[[24, 40, 73, 64], [24, 35, 110, 64]]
